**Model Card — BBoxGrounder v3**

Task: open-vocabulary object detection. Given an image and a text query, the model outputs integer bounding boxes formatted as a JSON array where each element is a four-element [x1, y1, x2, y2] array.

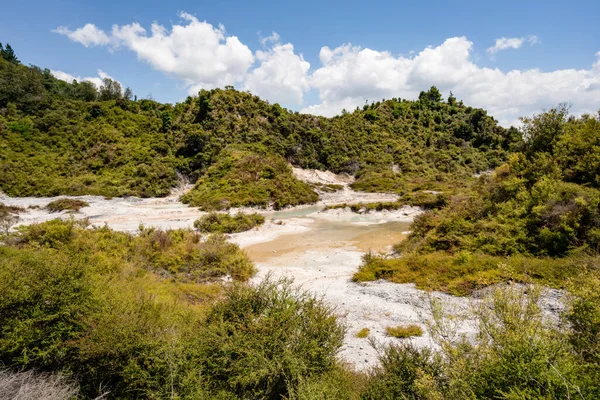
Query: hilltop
[[1, 56, 520, 209]]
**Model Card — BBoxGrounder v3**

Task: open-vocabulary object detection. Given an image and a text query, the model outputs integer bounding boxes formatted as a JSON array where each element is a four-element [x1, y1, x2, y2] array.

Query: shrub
[[356, 328, 370, 338], [194, 212, 265, 234], [353, 251, 595, 296], [364, 284, 593, 399], [385, 324, 424, 338], [46, 198, 89, 213], [181, 149, 319, 210], [361, 344, 445, 399], [197, 277, 346, 399]]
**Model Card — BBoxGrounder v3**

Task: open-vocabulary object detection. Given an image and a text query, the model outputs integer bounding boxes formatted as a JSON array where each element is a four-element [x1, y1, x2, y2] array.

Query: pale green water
[[245, 217, 411, 262]]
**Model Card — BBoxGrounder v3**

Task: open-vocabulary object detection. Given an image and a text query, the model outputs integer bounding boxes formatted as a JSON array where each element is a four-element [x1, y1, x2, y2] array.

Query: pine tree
[[1, 43, 20, 64]]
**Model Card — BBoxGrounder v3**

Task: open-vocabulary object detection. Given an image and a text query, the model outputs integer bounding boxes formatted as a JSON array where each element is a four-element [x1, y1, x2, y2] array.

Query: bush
[[197, 277, 346, 399], [385, 324, 424, 338], [46, 198, 89, 212], [361, 344, 445, 399], [356, 328, 370, 338], [182, 149, 319, 210], [364, 284, 593, 399], [194, 212, 265, 234], [353, 251, 595, 296]]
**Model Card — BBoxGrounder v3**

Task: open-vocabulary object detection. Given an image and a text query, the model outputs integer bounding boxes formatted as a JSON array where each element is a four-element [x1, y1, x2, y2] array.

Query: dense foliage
[[181, 149, 319, 210], [1, 52, 520, 208], [0, 219, 347, 399], [194, 211, 265, 233], [359, 108, 600, 294]]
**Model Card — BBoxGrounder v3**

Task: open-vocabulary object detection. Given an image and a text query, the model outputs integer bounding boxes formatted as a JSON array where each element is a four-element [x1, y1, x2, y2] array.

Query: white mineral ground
[[1, 168, 566, 371]]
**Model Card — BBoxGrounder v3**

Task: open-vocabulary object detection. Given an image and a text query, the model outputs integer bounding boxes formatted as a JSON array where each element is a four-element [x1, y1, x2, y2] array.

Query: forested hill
[[0, 54, 521, 207]]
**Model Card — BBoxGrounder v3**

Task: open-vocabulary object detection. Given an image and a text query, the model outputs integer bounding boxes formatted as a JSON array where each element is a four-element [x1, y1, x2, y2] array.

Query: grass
[[46, 198, 89, 213], [0, 369, 80, 400], [356, 328, 370, 338], [353, 251, 598, 296], [194, 212, 265, 234], [385, 324, 424, 338]]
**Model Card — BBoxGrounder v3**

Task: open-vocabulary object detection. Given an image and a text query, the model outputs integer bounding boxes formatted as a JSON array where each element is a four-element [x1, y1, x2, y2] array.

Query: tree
[[124, 87, 133, 101], [161, 110, 172, 132], [0, 43, 20, 64], [419, 86, 443, 103], [448, 91, 457, 106], [98, 78, 122, 101]]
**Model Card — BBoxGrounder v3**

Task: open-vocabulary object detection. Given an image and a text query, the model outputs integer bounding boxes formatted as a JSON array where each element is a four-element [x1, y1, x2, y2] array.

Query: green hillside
[[1, 57, 520, 208]]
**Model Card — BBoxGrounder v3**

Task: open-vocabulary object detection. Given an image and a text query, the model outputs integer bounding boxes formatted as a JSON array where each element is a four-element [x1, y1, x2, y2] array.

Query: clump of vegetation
[[0, 202, 24, 215], [0, 203, 23, 235], [354, 251, 597, 296], [197, 277, 346, 398], [181, 149, 319, 210], [325, 192, 448, 214], [311, 182, 344, 193], [194, 211, 265, 233], [386, 324, 424, 338], [356, 328, 370, 338], [359, 107, 600, 295], [46, 198, 89, 212], [364, 283, 600, 399], [0, 219, 348, 398]]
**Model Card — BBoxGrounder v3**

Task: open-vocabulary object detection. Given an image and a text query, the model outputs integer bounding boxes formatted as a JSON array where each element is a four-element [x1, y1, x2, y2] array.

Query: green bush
[[385, 324, 424, 338], [364, 284, 594, 399], [356, 328, 370, 338], [197, 277, 346, 399], [194, 212, 265, 233], [354, 251, 596, 296], [181, 149, 319, 210], [46, 198, 89, 212], [361, 344, 445, 400]]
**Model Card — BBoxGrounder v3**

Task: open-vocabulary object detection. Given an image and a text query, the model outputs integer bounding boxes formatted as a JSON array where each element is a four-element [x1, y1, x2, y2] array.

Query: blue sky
[[1, 0, 599, 125]]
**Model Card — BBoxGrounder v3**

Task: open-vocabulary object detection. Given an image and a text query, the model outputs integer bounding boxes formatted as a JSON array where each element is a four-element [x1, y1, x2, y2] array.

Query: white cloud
[[50, 69, 121, 89], [244, 39, 310, 105], [259, 31, 280, 47], [487, 35, 539, 55], [54, 24, 111, 47], [56, 13, 254, 92], [54, 15, 600, 127], [487, 37, 524, 54], [303, 37, 600, 126]]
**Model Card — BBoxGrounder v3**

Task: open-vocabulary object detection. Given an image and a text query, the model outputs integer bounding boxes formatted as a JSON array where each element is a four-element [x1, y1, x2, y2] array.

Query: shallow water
[[245, 218, 411, 262]]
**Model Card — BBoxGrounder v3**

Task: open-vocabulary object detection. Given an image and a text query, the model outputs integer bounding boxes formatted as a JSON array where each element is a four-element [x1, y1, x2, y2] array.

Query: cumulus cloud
[[54, 14, 600, 127], [55, 12, 254, 92], [54, 24, 111, 47], [303, 37, 600, 126], [487, 35, 539, 55], [50, 69, 121, 89], [244, 34, 310, 105]]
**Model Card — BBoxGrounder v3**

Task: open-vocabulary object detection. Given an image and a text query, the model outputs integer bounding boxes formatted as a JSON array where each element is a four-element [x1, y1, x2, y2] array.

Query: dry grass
[[385, 324, 424, 338], [0, 369, 81, 400]]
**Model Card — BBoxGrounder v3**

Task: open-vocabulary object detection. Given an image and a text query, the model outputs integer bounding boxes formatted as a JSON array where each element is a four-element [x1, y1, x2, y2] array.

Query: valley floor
[[0, 168, 566, 371]]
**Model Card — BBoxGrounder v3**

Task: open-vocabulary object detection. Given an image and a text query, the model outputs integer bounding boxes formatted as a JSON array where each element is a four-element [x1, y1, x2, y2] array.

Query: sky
[[1, 0, 599, 126]]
